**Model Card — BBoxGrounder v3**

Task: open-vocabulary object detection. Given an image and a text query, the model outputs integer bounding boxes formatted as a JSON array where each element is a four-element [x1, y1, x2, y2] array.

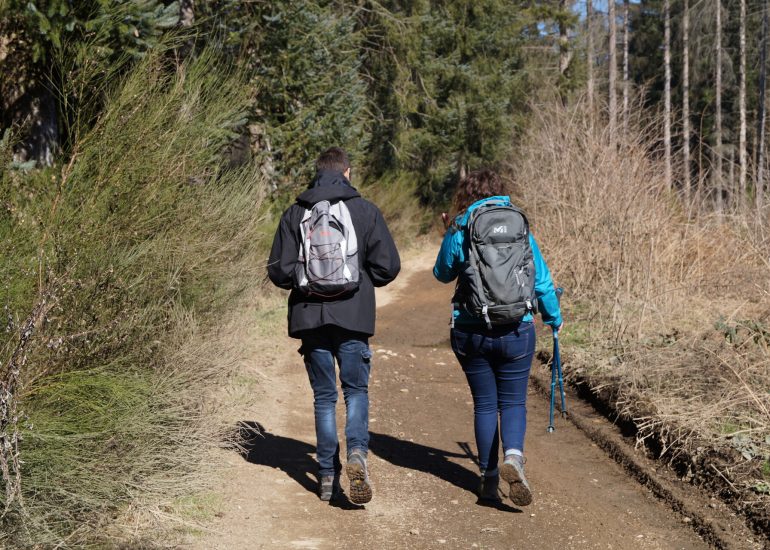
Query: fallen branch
[[1, 290, 56, 514]]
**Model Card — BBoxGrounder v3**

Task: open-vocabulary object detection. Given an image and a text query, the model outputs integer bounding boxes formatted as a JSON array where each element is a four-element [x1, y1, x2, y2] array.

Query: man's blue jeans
[[301, 327, 372, 477], [450, 322, 535, 474]]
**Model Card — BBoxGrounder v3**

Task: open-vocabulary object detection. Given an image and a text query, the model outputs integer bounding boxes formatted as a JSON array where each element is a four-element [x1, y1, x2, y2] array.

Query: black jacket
[[267, 170, 401, 338]]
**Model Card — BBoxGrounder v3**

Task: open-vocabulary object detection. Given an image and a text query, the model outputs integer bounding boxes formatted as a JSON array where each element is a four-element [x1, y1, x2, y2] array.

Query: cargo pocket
[[359, 344, 372, 386]]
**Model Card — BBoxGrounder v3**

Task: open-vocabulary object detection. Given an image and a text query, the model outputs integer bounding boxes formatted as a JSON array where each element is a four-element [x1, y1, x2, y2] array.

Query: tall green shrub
[[0, 46, 265, 547]]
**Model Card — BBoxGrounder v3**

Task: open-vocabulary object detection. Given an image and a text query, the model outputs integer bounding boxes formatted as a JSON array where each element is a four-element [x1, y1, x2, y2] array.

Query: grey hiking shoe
[[477, 473, 501, 502], [346, 450, 372, 504], [500, 455, 532, 507], [319, 475, 341, 502]]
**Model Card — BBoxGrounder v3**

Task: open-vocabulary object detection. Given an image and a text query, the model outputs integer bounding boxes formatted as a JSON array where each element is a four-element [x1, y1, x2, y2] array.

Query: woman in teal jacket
[[433, 169, 562, 506]]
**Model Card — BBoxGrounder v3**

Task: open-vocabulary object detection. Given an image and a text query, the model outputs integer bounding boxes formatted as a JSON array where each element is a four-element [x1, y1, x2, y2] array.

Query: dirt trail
[[192, 249, 734, 550]]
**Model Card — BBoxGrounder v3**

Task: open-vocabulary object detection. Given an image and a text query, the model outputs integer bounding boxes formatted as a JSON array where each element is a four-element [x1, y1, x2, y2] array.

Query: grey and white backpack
[[295, 199, 360, 297], [457, 201, 537, 327]]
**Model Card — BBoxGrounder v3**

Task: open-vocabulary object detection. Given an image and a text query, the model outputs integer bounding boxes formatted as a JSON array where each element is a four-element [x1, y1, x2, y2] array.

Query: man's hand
[[554, 322, 565, 334]]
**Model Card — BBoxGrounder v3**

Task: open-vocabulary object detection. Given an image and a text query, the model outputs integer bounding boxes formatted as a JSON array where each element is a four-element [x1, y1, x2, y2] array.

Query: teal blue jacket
[[433, 196, 563, 328]]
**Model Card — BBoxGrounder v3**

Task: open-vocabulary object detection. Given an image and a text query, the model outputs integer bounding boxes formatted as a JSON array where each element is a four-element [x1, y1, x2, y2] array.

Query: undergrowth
[[515, 102, 770, 525], [0, 46, 268, 547]]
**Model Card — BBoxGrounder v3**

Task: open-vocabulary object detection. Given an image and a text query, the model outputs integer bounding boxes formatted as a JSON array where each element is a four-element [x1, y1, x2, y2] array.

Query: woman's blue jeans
[[301, 327, 372, 477], [450, 322, 535, 474]]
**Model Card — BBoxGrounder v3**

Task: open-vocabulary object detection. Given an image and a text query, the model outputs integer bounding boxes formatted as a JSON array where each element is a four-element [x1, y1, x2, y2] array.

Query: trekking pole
[[547, 287, 567, 433]]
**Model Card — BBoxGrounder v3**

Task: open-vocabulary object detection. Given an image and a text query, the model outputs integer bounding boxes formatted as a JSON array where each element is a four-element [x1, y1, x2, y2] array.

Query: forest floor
[[189, 245, 766, 550]]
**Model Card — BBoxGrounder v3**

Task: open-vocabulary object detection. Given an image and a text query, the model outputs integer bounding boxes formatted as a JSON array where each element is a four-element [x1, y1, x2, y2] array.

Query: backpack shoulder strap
[[466, 211, 492, 328]]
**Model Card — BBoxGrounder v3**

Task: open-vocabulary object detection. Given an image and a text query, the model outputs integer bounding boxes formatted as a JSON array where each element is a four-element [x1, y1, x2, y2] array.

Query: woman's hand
[[441, 212, 449, 229]]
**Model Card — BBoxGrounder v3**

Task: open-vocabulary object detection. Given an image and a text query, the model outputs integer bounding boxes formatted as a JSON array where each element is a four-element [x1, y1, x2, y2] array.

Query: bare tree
[[739, 0, 747, 211], [758, 0, 768, 216], [683, 0, 692, 203], [623, 0, 630, 135], [663, 0, 671, 189], [609, 0, 617, 145], [559, 0, 572, 105], [715, 0, 724, 214], [587, 0, 595, 111]]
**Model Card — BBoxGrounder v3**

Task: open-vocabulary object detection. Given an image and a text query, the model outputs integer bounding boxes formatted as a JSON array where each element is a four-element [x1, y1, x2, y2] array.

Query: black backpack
[[456, 201, 537, 327]]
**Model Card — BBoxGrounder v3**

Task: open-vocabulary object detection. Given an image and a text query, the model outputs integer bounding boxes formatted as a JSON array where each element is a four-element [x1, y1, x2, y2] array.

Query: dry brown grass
[[510, 102, 770, 511]]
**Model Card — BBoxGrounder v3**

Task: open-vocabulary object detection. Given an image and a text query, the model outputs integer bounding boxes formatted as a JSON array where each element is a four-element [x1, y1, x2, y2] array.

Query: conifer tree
[[358, 0, 554, 203], [0, 0, 181, 163], [246, 0, 371, 184]]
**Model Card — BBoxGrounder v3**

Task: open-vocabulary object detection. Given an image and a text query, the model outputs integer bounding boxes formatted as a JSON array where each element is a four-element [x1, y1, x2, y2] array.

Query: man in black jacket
[[267, 147, 400, 504]]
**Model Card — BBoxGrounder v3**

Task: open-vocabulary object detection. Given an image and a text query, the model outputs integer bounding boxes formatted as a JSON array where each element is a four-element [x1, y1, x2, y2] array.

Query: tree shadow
[[235, 421, 364, 510], [369, 432, 521, 513]]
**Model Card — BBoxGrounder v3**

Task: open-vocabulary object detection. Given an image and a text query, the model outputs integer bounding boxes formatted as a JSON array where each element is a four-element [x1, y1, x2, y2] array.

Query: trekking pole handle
[[553, 287, 563, 338]]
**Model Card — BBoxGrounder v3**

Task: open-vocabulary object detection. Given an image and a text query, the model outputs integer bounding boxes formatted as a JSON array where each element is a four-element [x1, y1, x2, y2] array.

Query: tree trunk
[[758, 0, 768, 216], [177, 0, 195, 60], [180, 0, 194, 26], [558, 0, 572, 104], [15, 86, 58, 167], [739, 0, 747, 211], [683, 0, 691, 204], [587, 0, 594, 112], [623, 0, 630, 135], [609, 0, 617, 146], [730, 148, 735, 207], [663, 0, 671, 189], [715, 0, 724, 214]]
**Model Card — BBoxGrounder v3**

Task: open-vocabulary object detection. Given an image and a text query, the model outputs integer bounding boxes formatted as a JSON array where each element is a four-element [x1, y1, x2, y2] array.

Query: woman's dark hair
[[452, 169, 506, 213], [316, 147, 351, 173]]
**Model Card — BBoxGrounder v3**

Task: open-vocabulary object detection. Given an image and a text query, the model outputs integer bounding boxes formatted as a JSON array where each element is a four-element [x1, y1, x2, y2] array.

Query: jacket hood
[[296, 170, 361, 206], [456, 195, 511, 227]]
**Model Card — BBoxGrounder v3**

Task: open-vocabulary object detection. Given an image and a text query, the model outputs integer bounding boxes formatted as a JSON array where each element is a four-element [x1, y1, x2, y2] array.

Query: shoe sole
[[346, 462, 372, 504], [500, 463, 532, 507]]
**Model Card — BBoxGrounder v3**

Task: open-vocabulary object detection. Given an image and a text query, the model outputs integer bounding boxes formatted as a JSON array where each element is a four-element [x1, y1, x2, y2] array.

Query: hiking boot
[[319, 475, 342, 502], [477, 472, 501, 502], [500, 455, 532, 507], [346, 451, 372, 504]]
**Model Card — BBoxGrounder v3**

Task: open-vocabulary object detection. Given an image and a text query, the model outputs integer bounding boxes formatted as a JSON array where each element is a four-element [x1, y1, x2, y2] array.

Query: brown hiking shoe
[[346, 450, 372, 504], [500, 455, 532, 507]]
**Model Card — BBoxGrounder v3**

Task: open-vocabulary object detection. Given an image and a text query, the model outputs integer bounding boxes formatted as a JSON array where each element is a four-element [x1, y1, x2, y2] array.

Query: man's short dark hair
[[316, 147, 350, 173]]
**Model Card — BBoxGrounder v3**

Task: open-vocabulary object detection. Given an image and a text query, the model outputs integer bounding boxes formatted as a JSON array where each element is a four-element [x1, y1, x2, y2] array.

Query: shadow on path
[[235, 421, 364, 510], [369, 432, 520, 513]]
